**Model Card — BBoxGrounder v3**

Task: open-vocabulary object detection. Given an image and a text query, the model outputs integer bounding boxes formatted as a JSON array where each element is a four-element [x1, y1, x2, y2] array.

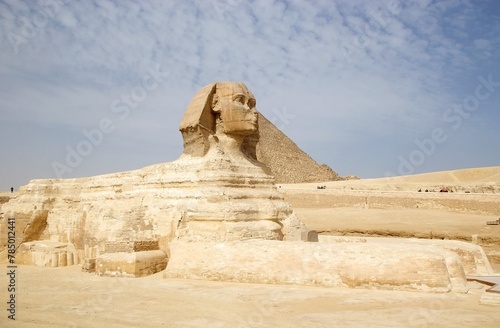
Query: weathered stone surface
[[0, 193, 14, 205], [480, 293, 500, 305], [81, 258, 96, 273], [96, 250, 167, 277], [165, 240, 467, 293], [318, 236, 493, 276], [16, 241, 79, 267]]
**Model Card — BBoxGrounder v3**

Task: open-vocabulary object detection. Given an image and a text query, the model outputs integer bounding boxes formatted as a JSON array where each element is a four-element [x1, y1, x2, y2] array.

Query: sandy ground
[[294, 207, 498, 239], [1, 265, 500, 328]]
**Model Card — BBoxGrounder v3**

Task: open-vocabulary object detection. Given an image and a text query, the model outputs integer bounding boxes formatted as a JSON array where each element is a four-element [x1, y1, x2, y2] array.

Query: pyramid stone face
[[256, 113, 341, 183]]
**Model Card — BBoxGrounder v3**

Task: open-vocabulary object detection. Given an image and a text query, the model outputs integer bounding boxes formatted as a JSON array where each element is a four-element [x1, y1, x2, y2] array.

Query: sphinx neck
[[215, 133, 245, 153]]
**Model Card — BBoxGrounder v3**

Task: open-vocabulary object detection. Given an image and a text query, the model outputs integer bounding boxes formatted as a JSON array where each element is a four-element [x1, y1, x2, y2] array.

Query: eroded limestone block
[[434, 240, 493, 276], [164, 240, 467, 293], [480, 293, 500, 305], [96, 250, 167, 277], [318, 236, 493, 276], [16, 241, 79, 267], [82, 258, 96, 273]]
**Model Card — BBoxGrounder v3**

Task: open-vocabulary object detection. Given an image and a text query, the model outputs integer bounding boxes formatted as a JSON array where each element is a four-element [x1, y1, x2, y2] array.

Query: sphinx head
[[212, 82, 258, 136], [179, 82, 259, 157]]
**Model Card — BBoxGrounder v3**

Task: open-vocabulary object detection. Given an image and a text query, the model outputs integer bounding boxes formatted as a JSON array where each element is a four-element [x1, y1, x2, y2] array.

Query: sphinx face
[[214, 83, 258, 136]]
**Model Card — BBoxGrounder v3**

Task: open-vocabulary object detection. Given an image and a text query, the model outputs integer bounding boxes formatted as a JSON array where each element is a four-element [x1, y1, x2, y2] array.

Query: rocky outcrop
[[165, 239, 469, 293], [16, 241, 79, 267], [0, 193, 14, 205], [318, 236, 493, 276]]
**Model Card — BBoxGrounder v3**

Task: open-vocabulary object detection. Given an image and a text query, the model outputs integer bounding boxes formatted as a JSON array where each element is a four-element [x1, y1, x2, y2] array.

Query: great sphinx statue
[[1, 82, 492, 292], [0, 82, 306, 277]]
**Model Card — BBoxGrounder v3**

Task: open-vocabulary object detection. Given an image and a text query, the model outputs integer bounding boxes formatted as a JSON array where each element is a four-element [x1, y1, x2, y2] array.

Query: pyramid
[[256, 113, 341, 183]]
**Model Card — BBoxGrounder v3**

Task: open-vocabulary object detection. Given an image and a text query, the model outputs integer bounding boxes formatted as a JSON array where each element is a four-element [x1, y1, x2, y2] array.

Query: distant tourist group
[[418, 188, 453, 193]]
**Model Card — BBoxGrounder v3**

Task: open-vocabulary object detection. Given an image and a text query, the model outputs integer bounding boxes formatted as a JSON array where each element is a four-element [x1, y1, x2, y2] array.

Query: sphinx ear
[[211, 94, 220, 113]]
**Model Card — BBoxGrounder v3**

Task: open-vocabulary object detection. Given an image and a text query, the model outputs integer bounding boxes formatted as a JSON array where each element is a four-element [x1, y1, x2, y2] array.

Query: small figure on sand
[[10, 187, 13, 193]]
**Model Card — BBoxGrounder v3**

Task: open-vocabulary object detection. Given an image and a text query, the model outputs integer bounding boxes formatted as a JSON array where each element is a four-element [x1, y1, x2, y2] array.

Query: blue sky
[[0, 0, 499, 190]]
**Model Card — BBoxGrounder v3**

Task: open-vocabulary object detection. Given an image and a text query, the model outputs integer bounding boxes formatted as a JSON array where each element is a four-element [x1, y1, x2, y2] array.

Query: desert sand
[[1, 265, 499, 328]]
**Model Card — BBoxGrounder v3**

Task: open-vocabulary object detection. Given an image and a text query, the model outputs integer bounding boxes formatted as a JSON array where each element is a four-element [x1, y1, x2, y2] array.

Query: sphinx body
[[1, 82, 305, 276]]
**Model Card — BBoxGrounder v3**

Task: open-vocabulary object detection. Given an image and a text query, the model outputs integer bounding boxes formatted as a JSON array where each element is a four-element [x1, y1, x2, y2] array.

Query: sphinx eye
[[233, 94, 245, 104], [248, 99, 256, 108]]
